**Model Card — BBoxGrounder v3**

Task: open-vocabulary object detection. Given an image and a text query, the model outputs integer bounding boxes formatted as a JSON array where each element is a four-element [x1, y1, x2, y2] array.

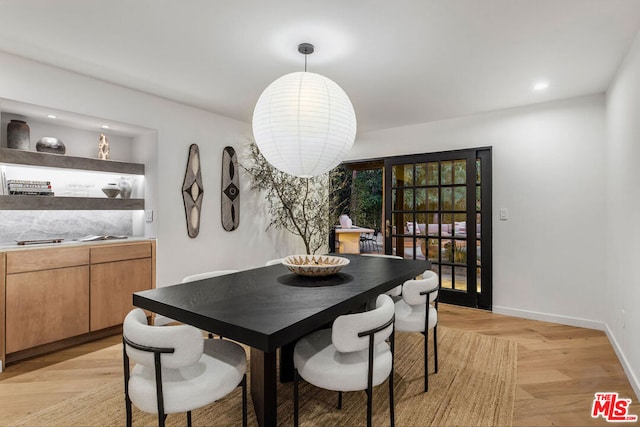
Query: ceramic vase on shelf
[[101, 183, 120, 198], [118, 177, 132, 199], [7, 120, 30, 150]]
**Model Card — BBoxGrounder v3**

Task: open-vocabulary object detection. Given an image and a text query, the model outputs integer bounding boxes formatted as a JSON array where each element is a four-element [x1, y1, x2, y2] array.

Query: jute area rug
[[10, 326, 516, 426]]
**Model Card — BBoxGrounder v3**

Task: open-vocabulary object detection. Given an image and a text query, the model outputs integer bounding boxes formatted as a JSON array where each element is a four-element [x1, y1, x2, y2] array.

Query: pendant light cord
[[298, 43, 314, 72]]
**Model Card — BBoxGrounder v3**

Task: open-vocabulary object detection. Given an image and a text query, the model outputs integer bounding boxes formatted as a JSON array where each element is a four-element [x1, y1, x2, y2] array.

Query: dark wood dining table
[[133, 254, 430, 427]]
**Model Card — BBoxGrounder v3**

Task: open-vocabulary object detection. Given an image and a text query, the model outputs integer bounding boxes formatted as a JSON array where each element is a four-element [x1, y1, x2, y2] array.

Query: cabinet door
[[90, 258, 151, 331], [6, 266, 90, 353]]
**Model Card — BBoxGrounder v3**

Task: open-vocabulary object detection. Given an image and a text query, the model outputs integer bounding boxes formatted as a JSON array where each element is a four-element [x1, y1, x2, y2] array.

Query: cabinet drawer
[[6, 247, 89, 274], [90, 242, 151, 264]]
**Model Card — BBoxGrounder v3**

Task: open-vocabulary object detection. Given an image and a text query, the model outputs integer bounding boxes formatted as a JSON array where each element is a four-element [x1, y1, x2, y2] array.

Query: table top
[[334, 227, 375, 234], [133, 254, 429, 352]]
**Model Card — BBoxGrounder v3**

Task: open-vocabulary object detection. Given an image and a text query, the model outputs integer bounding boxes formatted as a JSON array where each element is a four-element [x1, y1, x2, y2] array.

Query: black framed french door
[[383, 147, 492, 309]]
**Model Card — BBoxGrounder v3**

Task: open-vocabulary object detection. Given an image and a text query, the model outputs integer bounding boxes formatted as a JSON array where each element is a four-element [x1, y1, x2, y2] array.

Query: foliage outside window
[[332, 166, 383, 231]]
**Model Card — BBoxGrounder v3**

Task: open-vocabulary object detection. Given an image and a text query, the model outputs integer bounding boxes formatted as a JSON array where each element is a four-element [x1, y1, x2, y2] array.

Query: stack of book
[[7, 179, 54, 196]]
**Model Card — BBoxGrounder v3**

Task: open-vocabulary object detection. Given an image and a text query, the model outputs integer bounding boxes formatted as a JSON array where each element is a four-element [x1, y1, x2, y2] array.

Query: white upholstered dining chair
[[293, 294, 396, 427], [394, 269, 439, 392], [122, 308, 247, 427]]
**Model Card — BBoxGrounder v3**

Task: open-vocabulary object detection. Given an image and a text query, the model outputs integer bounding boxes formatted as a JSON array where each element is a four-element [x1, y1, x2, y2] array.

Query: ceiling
[[0, 0, 639, 134]]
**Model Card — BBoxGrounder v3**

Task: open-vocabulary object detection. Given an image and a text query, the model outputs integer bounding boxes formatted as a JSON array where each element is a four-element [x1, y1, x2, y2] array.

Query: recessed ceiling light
[[47, 114, 57, 119], [101, 124, 110, 129], [533, 81, 549, 91]]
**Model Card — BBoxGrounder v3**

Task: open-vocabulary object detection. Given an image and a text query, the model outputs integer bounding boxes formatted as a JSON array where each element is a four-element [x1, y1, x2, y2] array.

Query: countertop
[[0, 236, 155, 252]]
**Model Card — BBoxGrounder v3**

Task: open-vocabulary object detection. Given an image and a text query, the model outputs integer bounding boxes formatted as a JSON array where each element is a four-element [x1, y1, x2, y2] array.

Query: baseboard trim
[[492, 305, 605, 330], [493, 305, 639, 400], [604, 324, 640, 401]]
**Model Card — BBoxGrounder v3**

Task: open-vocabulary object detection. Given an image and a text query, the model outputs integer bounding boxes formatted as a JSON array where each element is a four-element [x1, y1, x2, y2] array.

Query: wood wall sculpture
[[221, 146, 240, 231], [182, 144, 203, 238]]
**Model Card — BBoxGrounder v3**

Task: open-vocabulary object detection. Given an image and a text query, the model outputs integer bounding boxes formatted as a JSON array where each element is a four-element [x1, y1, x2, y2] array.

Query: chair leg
[[125, 396, 132, 427], [123, 339, 133, 427], [366, 388, 373, 427], [294, 369, 300, 427], [159, 413, 166, 427], [241, 374, 247, 427], [424, 329, 429, 392], [187, 411, 192, 427], [389, 369, 395, 427], [338, 391, 343, 409], [434, 325, 438, 373]]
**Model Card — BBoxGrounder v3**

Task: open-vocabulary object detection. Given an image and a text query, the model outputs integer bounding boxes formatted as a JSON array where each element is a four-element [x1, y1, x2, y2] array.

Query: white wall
[[605, 30, 640, 399], [0, 51, 305, 286], [349, 94, 607, 328]]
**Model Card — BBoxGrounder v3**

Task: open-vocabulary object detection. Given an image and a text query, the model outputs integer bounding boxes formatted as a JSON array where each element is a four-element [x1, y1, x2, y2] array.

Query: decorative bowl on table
[[282, 255, 350, 277]]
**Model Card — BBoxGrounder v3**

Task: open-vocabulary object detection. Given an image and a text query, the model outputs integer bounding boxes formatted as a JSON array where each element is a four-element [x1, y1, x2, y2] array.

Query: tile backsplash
[[0, 210, 133, 244]]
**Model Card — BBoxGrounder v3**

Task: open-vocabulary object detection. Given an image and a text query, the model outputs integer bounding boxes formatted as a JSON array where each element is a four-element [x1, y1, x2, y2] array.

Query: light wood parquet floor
[[0, 304, 638, 426]]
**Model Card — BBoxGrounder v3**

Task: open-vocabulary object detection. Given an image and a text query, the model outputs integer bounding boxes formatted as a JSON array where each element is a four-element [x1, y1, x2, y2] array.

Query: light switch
[[145, 210, 154, 223], [499, 208, 508, 220]]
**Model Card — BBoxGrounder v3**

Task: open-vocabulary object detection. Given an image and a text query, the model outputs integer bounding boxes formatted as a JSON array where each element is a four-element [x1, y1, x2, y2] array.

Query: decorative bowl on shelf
[[282, 255, 350, 277], [101, 183, 121, 198], [36, 137, 66, 154]]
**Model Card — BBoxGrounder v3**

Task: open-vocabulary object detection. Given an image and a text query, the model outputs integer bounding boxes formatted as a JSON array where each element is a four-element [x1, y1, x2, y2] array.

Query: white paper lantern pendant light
[[252, 43, 357, 178]]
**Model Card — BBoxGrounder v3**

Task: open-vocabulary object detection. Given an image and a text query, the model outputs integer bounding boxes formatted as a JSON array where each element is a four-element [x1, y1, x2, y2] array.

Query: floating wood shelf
[[0, 148, 144, 175], [0, 195, 144, 210]]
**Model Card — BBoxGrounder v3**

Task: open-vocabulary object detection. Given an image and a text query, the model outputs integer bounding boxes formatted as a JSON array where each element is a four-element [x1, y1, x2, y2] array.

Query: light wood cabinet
[[90, 242, 151, 264], [0, 239, 155, 369], [5, 266, 89, 353], [5, 246, 90, 354], [90, 246, 152, 330], [6, 246, 89, 274]]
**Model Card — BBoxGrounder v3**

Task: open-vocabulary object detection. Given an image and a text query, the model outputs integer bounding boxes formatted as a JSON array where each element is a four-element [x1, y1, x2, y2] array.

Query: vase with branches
[[242, 143, 348, 255]]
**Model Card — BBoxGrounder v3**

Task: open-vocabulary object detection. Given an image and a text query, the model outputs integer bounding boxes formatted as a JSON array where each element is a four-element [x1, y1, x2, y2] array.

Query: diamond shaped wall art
[[221, 146, 240, 231], [182, 144, 203, 238]]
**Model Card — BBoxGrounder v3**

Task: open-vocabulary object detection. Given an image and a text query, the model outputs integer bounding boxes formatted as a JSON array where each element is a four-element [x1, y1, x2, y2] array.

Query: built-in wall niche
[[1, 111, 134, 161], [0, 98, 151, 162], [0, 98, 158, 239], [1, 164, 144, 199]]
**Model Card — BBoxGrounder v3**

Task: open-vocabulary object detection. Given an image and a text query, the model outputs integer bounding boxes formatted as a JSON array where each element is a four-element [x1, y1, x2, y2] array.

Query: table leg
[[250, 347, 278, 427], [279, 342, 295, 382]]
